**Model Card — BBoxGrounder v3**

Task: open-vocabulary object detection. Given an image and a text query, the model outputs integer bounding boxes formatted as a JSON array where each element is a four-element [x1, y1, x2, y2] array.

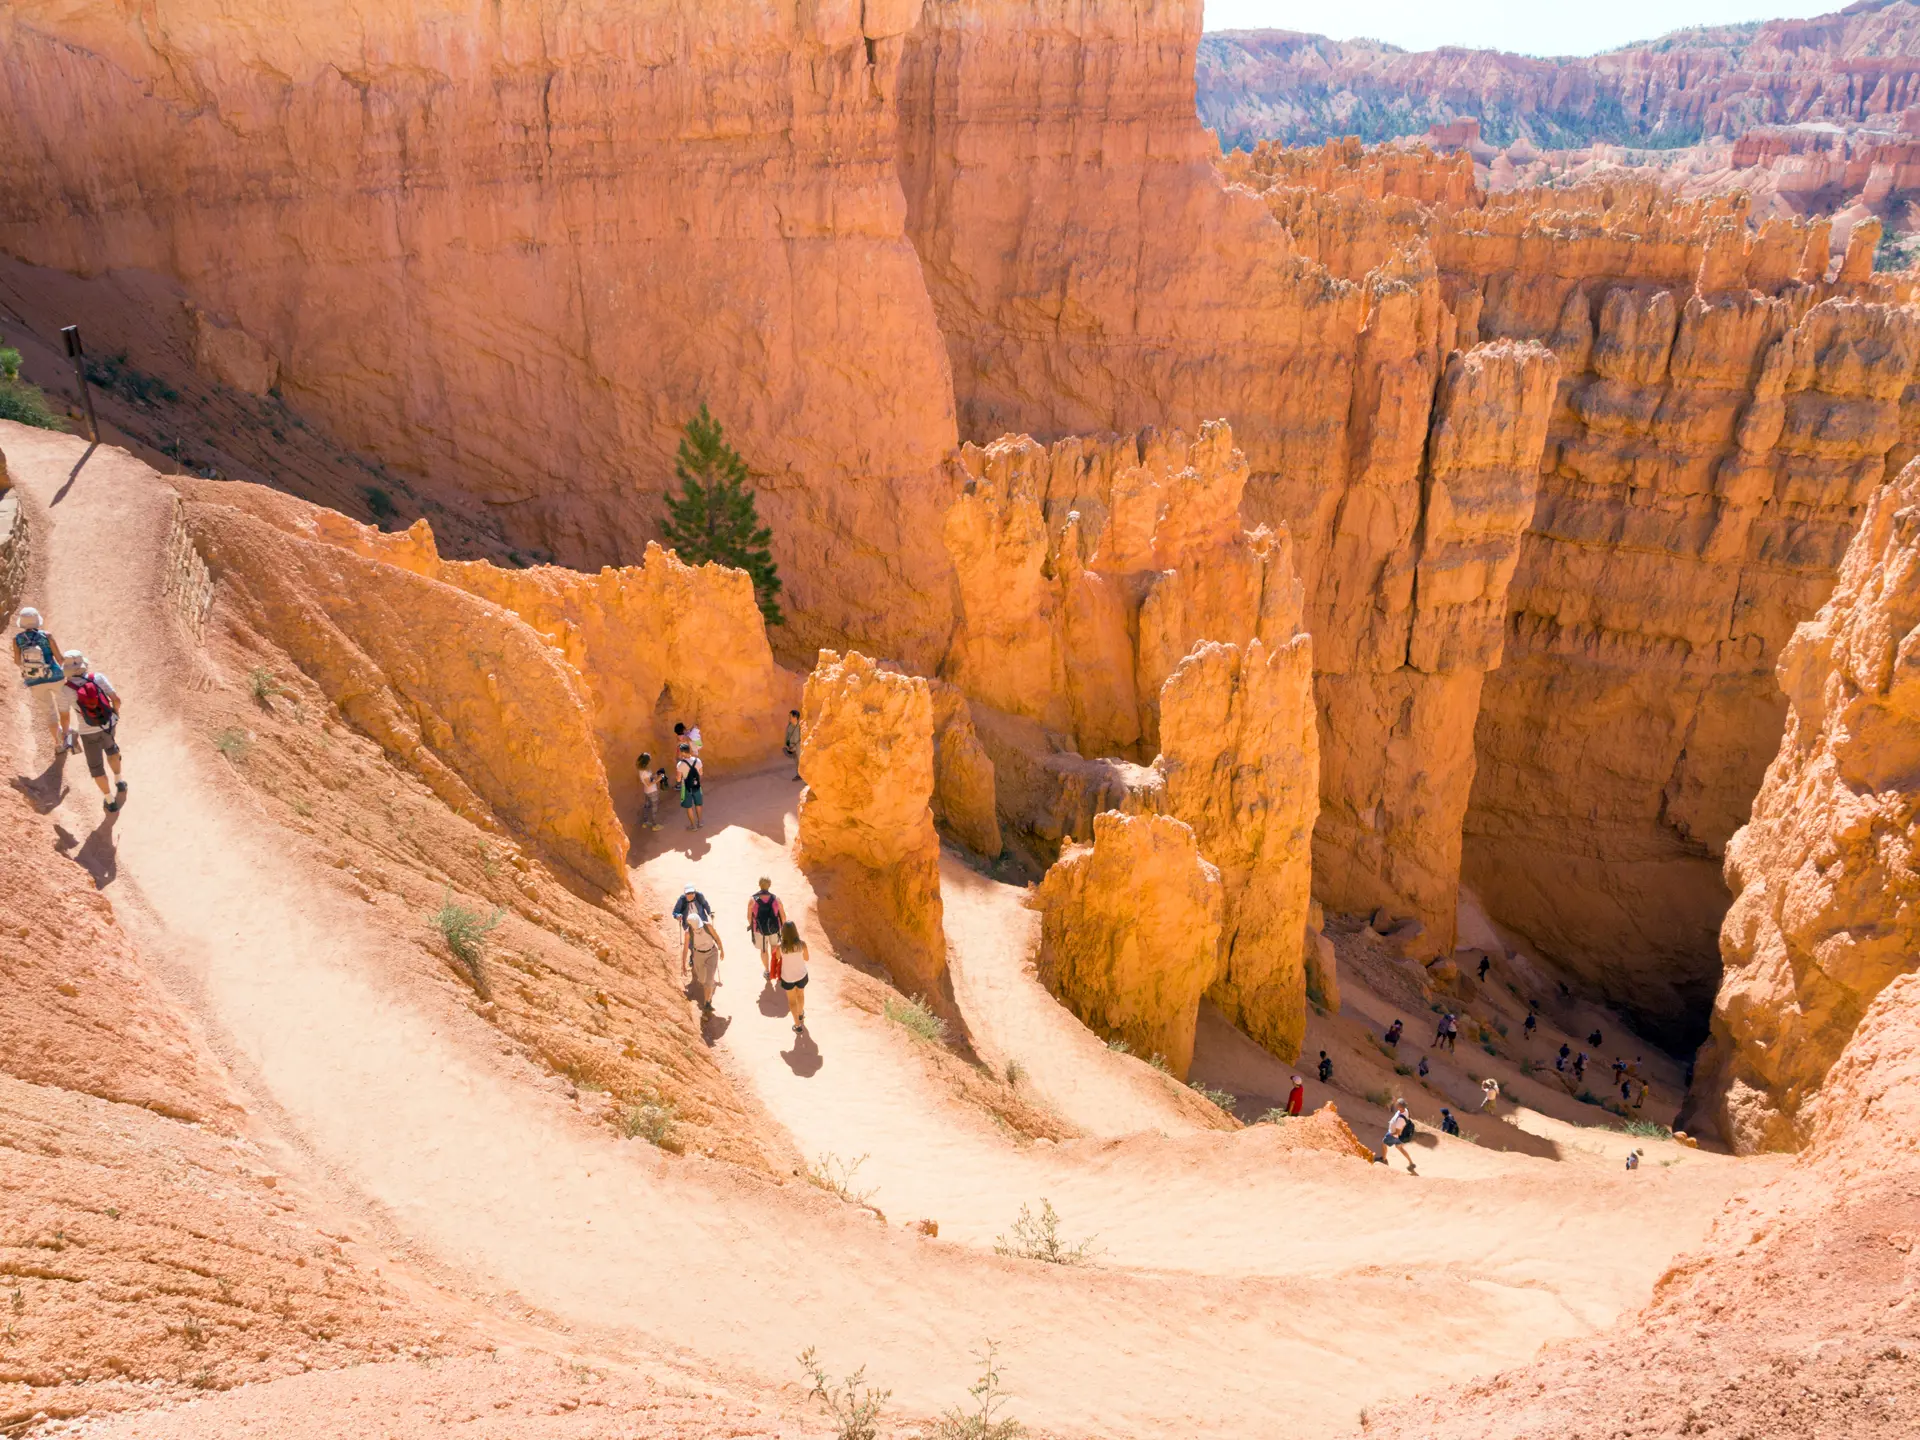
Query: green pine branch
[[660, 404, 785, 626]]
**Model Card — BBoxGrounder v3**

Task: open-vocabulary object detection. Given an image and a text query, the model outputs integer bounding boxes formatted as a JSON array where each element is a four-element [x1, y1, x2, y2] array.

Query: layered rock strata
[[928, 677, 1002, 859], [1035, 811, 1224, 1079], [798, 650, 949, 1006], [1688, 460, 1920, 1153], [0, 0, 959, 669]]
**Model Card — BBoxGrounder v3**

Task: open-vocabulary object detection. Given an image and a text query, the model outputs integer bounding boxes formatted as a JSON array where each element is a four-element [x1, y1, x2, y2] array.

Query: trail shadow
[[72, 809, 119, 888], [699, 1010, 732, 1047], [782, 1029, 822, 1078], [11, 753, 68, 813], [662, 826, 711, 861], [757, 981, 788, 1018], [49, 442, 100, 507]]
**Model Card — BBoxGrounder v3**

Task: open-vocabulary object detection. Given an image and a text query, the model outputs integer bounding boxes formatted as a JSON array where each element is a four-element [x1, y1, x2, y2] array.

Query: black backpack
[[752, 892, 782, 935], [1398, 1114, 1416, 1141]]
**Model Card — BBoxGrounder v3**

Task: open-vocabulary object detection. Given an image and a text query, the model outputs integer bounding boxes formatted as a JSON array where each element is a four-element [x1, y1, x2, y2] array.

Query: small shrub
[[621, 1100, 681, 1150], [1482, 1042, 1499, 1057], [799, 1347, 889, 1440], [85, 351, 178, 405], [0, 348, 67, 431], [212, 726, 250, 759], [807, 1151, 876, 1206], [1394, 1063, 1413, 1076], [926, 1341, 1027, 1440], [1495, 1021, 1509, 1037], [431, 887, 504, 966], [1259, 1107, 1290, 1123], [884, 993, 948, 1045], [1004, 1058, 1026, 1087], [1621, 1119, 1673, 1140], [1189, 1080, 1236, 1112], [1576, 1088, 1603, 1106], [362, 485, 399, 524], [1105, 1037, 1132, 1055], [1364, 1087, 1393, 1109], [994, 1199, 1095, 1266], [1146, 1052, 1171, 1074], [248, 666, 282, 703]]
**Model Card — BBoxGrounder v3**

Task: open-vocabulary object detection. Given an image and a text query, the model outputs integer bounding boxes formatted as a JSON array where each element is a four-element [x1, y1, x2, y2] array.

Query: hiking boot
[[104, 795, 121, 813]]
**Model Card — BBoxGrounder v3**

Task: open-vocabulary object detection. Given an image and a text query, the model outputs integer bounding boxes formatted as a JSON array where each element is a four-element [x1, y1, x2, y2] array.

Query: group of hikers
[[13, 606, 128, 811], [671, 876, 812, 1033], [632, 708, 804, 836]]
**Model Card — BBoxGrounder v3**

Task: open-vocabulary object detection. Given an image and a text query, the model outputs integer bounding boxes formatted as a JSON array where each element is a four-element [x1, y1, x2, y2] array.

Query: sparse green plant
[[362, 485, 398, 525], [1620, 1119, 1673, 1140], [248, 666, 282, 703], [0, 347, 67, 431], [1394, 1063, 1412, 1076], [1364, 1087, 1393, 1109], [1147, 1052, 1171, 1074], [181, 1312, 208, 1349], [105, 1207, 119, 1220], [1105, 1037, 1132, 1055], [925, 1340, 1027, 1440], [9, 1288, 22, 1313], [1189, 1080, 1236, 1112], [621, 1100, 682, 1150], [1482, 1042, 1499, 1057], [1259, 1107, 1290, 1123], [661, 405, 784, 625], [884, 993, 948, 1045], [994, 1199, 1095, 1266], [1576, 1088, 1602, 1106], [212, 726, 250, 759], [1495, 1021, 1509, 1038], [85, 350, 178, 405], [807, 1152, 876, 1206], [431, 886, 503, 967], [1004, 1058, 1026, 1087], [799, 1347, 890, 1440]]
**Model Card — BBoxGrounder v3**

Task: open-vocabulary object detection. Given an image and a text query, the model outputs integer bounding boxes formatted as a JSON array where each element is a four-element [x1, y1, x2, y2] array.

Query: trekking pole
[[61, 326, 100, 443]]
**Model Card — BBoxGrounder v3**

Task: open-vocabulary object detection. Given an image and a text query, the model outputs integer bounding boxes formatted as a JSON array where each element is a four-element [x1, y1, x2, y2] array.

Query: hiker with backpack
[[1383, 1019, 1403, 1048], [1379, 1099, 1417, 1174], [746, 879, 788, 983], [672, 884, 713, 930], [775, 920, 810, 1033], [784, 708, 802, 781], [683, 915, 723, 1015], [62, 652, 126, 811], [1317, 1051, 1333, 1084], [13, 608, 73, 757], [675, 742, 704, 830], [1439, 1108, 1460, 1136]]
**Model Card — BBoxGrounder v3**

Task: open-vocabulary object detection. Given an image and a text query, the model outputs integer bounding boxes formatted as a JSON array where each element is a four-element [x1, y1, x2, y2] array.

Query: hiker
[[673, 720, 704, 757], [774, 920, 810, 1032], [1379, 1099, 1417, 1174], [1625, 1148, 1643, 1171], [1477, 954, 1491, 982], [747, 878, 787, 983], [1431, 1012, 1449, 1046], [784, 708, 802, 781], [672, 883, 713, 930], [682, 916, 723, 1015], [1440, 1108, 1460, 1136], [636, 752, 662, 831], [1555, 1042, 1571, 1073], [13, 608, 73, 757], [1317, 1050, 1333, 1084], [1417, 1055, 1430, 1079], [61, 652, 126, 811], [1441, 1013, 1460, 1052], [1573, 1051, 1588, 1083], [1480, 1077, 1499, 1111], [1611, 1057, 1627, 1087], [675, 743, 704, 830], [1286, 1075, 1305, 1116], [1588, 1028, 1604, 1048], [1522, 1011, 1538, 1039], [1383, 1019, 1403, 1047]]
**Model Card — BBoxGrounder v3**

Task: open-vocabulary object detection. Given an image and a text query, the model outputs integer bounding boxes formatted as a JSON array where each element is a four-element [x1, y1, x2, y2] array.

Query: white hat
[[16, 607, 40, 627], [61, 650, 88, 671], [1291, 1075, 1303, 1085]]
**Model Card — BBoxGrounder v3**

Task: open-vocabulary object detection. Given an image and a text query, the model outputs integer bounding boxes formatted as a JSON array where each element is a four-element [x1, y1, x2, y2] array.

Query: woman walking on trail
[[775, 920, 810, 1033], [636, 752, 661, 830], [676, 743, 704, 829], [683, 916, 723, 1015]]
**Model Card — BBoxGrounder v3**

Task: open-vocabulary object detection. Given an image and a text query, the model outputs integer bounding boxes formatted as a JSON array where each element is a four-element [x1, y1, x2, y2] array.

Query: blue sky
[[1202, 1, 1842, 57]]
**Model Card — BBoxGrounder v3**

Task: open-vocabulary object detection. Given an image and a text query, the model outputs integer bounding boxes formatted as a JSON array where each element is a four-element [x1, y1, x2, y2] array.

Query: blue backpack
[[13, 629, 59, 684]]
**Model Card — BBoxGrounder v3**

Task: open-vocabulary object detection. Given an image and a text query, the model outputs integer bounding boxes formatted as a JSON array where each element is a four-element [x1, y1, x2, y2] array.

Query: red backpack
[[69, 675, 113, 728]]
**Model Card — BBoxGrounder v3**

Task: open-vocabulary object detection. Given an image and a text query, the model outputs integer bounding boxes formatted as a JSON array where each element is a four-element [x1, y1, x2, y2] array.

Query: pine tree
[[659, 404, 784, 626]]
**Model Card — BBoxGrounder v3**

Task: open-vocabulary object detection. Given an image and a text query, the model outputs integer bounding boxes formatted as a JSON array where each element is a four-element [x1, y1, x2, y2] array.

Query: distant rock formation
[[1688, 457, 1920, 1152], [798, 650, 950, 1007], [1036, 811, 1224, 1079]]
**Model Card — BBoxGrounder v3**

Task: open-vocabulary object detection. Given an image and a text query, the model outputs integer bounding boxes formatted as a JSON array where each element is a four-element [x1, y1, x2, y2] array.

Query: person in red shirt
[[1286, 1074, 1305, 1116]]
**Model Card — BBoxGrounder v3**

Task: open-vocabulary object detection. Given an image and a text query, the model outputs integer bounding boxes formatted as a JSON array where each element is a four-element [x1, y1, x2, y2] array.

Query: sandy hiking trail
[[4, 423, 1770, 1437]]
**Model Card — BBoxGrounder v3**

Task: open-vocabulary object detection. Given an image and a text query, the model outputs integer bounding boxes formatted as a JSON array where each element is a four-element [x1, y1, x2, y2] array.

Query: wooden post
[[60, 326, 100, 443]]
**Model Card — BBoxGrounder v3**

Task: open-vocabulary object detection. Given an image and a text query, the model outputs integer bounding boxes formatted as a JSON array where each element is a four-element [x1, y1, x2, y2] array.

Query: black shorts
[[778, 974, 808, 991], [79, 727, 119, 778]]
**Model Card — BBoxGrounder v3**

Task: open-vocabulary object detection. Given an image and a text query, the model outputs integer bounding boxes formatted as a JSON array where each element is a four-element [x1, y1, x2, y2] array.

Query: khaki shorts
[[689, 945, 720, 988], [26, 683, 69, 725]]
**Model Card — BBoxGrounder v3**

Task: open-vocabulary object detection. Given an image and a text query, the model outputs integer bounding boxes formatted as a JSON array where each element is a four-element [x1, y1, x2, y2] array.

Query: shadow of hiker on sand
[[72, 810, 119, 889], [11, 751, 69, 814], [756, 981, 788, 1019], [782, 1028, 822, 1078]]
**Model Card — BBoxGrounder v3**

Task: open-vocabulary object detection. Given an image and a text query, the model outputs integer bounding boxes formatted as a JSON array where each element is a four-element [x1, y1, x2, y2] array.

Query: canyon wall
[[0, 0, 958, 670], [1197, 4, 1920, 151], [1688, 459, 1920, 1153]]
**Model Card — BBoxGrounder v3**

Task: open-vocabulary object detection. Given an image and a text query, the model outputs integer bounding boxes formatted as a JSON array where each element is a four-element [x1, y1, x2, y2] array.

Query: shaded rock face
[[1035, 810, 1223, 1079], [927, 677, 1001, 859], [1688, 461, 1920, 1153], [1196, 7, 1920, 152], [798, 650, 949, 1005], [0, 0, 958, 670], [1158, 637, 1319, 1063]]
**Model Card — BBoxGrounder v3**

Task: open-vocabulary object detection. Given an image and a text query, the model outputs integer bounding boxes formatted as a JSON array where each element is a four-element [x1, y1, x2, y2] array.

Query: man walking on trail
[[747, 878, 787, 983], [1383, 1019, 1403, 1047], [672, 884, 713, 930], [784, 708, 802, 781], [1317, 1051, 1333, 1084], [1440, 1108, 1460, 1136], [1379, 1099, 1417, 1174], [62, 651, 125, 811], [1286, 1075, 1305, 1116], [13, 608, 72, 757], [676, 743, 704, 830], [683, 915, 723, 1015]]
